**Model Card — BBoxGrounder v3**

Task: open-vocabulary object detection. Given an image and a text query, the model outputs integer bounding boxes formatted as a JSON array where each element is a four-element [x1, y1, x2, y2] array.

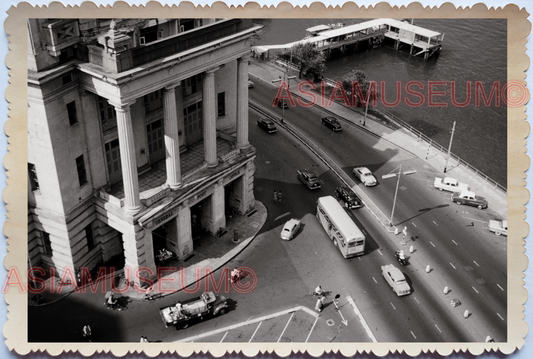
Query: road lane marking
[[275, 212, 290, 221], [372, 277, 377, 284], [497, 313, 505, 321], [412, 222, 417, 228], [472, 286, 479, 294], [435, 324, 442, 333], [305, 316, 319, 343], [473, 261, 480, 267], [451, 240, 458, 245], [249, 322, 262, 342], [414, 297, 420, 304], [497, 284, 504, 291], [347, 295, 377, 343], [430, 241, 435, 247], [277, 313, 294, 342], [411, 331, 417, 339], [433, 221, 438, 226], [220, 332, 228, 343], [450, 263, 456, 269], [377, 249, 383, 256], [390, 302, 396, 310]]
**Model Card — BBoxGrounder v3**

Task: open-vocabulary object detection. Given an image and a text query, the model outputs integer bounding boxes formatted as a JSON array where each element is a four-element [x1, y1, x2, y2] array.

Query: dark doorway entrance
[[152, 225, 167, 256]]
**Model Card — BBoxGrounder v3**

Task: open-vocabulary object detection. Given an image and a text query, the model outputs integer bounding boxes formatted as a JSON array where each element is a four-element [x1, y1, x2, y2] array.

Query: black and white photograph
[[2, 1, 530, 357]]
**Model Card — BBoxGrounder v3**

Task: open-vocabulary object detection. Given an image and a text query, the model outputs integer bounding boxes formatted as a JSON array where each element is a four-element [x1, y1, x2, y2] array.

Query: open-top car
[[257, 118, 277, 134], [334, 186, 363, 209], [321, 116, 342, 131], [297, 169, 322, 190], [281, 218, 301, 240], [352, 167, 377, 187], [381, 264, 411, 296], [451, 190, 488, 209]]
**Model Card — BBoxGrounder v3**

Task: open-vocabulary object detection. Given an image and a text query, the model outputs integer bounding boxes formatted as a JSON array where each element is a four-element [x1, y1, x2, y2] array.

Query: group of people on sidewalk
[[273, 190, 284, 204]]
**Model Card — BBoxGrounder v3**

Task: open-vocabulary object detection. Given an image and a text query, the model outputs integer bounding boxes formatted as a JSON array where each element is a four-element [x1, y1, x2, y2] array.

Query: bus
[[316, 195, 366, 258]]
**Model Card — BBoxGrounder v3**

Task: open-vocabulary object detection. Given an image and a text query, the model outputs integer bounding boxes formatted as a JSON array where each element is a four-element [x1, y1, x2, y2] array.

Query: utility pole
[[382, 165, 417, 226], [443, 121, 456, 173]]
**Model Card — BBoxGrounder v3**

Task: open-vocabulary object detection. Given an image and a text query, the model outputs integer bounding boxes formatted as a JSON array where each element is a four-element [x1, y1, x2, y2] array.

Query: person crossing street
[[277, 191, 284, 204]]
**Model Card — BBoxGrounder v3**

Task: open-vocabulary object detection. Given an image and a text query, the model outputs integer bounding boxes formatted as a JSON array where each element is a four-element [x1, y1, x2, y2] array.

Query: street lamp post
[[272, 72, 296, 122], [382, 164, 417, 226], [443, 121, 456, 173]]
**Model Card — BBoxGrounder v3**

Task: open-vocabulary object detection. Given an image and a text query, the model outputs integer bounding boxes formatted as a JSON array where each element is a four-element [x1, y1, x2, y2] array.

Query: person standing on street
[[314, 285, 326, 312], [273, 190, 278, 203], [82, 325, 92, 342], [277, 191, 283, 204]]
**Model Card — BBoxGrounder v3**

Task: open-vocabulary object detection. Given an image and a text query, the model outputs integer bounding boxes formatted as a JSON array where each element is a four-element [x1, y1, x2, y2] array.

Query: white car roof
[[444, 177, 458, 184], [357, 167, 371, 174]]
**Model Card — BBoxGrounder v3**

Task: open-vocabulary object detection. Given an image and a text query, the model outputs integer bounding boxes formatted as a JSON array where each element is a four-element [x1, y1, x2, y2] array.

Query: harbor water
[[255, 19, 507, 187]]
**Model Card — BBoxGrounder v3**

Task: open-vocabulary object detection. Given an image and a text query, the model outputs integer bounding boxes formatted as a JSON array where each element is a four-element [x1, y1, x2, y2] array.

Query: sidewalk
[[28, 200, 267, 305], [249, 59, 507, 218]]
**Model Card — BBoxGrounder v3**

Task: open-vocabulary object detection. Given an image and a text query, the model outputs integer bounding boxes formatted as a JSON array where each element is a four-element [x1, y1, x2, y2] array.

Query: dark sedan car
[[451, 190, 488, 209], [335, 186, 363, 209], [297, 169, 321, 190], [277, 100, 289, 109], [257, 118, 277, 134], [321, 116, 342, 131]]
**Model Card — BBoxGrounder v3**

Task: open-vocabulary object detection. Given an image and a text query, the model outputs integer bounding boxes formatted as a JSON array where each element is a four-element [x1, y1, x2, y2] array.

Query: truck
[[159, 291, 229, 329], [433, 177, 469, 192]]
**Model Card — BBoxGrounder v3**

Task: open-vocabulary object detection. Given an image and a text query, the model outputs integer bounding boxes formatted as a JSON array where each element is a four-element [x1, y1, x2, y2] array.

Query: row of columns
[[110, 55, 250, 214]]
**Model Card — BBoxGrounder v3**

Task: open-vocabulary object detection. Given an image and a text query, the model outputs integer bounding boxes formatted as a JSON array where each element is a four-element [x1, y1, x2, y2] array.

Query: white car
[[433, 177, 469, 192], [353, 167, 377, 187], [488, 220, 508, 236], [281, 218, 301, 240], [381, 264, 411, 296]]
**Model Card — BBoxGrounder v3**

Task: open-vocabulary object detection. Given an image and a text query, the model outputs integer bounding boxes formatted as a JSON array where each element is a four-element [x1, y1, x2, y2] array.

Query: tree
[[280, 42, 327, 80], [341, 69, 378, 107]]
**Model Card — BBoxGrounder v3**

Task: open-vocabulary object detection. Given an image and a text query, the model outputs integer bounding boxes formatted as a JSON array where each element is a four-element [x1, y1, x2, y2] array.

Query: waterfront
[[255, 19, 507, 187]]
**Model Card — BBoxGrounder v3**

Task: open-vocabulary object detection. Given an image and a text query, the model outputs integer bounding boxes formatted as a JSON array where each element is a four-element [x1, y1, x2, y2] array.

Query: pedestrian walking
[[82, 325, 92, 342], [140, 336, 149, 343], [273, 190, 278, 203], [314, 285, 326, 312], [277, 191, 283, 204]]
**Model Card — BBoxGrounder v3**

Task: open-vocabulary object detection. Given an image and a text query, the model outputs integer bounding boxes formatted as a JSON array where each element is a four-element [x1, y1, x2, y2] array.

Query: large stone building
[[27, 18, 262, 282]]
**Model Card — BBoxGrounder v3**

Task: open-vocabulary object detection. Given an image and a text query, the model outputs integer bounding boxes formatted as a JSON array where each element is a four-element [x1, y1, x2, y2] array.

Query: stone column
[[202, 68, 218, 167], [237, 55, 251, 150], [112, 100, 142, 214], [163, 84, 182, 189], [176, 203, 193, 260]]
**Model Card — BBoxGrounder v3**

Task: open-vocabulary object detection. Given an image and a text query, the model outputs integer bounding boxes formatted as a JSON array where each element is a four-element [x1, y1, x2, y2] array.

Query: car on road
[[451, 190, 488, 209], [257, 118, 277, 134], [381, 264, 411, 296], [281, 218, 301, 240], [488, 220, 508, 236], [334, 186, 363, 209], [277, 100, 289, 109], [321, 116, 342, 131], [248, 79, 254, 88], [297, 169, 322, 189], [433, 177, 469, 192], [352, 167, 377, 187]]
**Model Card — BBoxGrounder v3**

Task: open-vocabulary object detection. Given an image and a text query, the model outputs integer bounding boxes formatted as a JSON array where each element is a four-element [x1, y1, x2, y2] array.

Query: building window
[[98, 96, 117, 133], [67, 101, 78, 126], [144, 90, 162, 113], [85, 224, 95, 251], [76, 155, 88, 187], [217, 92, 225, 117], [28, 163, 39, 191], [41, 231, 52, 256], [183, 74, 202, 97]]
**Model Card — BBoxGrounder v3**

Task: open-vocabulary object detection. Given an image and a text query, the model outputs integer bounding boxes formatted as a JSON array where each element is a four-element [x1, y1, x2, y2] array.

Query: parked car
[[297, 169, 321, 189], [434, 177, 469, 192], [277, 100, 289, 109], [334, 186, 363, 209], [488, 220, 508, 236], [248, 79, 254, 88], [381, 264, 411, 297], [352, 167, 377, 187], [321, 116, 342, 131], [281, 218, 301, 240], [257, 118, 277, 134], [451, 191, 488, 209]]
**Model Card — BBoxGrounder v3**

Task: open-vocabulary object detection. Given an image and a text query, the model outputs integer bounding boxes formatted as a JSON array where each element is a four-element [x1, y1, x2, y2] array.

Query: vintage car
[[488, 220, 508, 236], [159, 292, 228, 329], [434, 177, 470, 192], [321, 116, 342, 131], [281, 218, 301, 240], [297, 169, 322, 189], [334, 186, 363, 209], [451, 191, 488, 209], [257, 118, 277, 134], [248, 79, 254, 88], [381, 264, 411, 297], [352, 167, 377, 187]]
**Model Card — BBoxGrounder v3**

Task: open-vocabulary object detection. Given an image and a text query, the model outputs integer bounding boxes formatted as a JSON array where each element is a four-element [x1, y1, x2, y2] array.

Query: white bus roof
[[317, 196, 365, 240]]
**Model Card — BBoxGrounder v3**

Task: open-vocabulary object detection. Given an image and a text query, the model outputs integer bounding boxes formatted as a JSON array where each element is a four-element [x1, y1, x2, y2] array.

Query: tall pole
[[443, 121, 456, 173], [390, 164, 402, 226]]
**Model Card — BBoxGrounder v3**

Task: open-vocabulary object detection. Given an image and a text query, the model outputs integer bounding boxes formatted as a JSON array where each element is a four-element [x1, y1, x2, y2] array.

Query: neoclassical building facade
[[27, 18, 262, 281]]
